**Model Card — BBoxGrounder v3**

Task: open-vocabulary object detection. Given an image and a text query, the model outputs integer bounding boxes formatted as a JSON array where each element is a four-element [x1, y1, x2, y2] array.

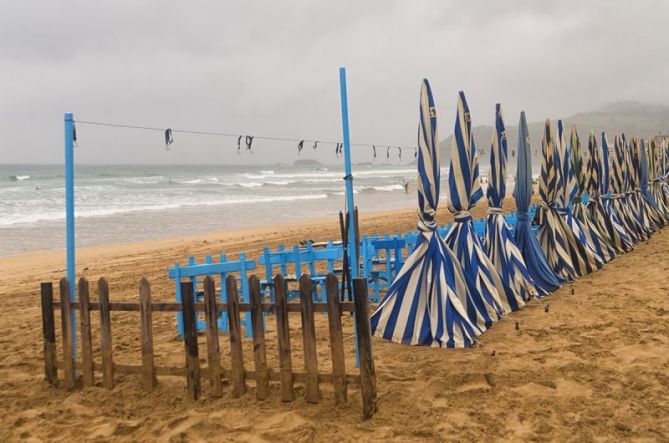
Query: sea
[[0, 163, 451, 256]]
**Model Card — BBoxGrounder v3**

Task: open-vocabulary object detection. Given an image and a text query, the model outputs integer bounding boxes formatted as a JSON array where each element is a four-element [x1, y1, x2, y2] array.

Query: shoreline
[[0, 199, 520, 285]]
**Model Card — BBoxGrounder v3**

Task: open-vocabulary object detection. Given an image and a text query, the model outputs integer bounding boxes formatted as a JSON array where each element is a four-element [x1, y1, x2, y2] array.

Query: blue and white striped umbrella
[[484, 104, 536, 306], [586, 132, 634, 254], [626, 137, 655, 237], [534, 119, 579, 281], [609, 134, 641, 243], [569, 126, 615, 263], [554, 120, 603, 273], [622, 134, 651, 241], [512, 112, 562, 296], [370, 80, 481, 348], [444, 91, 508, 326], [648, 138, 669, 218], [635, 138, 667, 229]]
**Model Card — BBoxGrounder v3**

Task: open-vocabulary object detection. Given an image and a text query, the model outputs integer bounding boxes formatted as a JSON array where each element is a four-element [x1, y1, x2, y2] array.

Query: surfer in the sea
[[400, 179, 409, 194]]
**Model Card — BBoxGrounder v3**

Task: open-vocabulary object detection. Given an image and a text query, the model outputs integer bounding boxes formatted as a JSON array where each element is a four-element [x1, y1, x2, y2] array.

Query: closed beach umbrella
[[533, 119, 579, 281], [370, 79, 480, 348], [608, 134, 639, 243], [648, 138, 669, 218], [512, 111, 562, 295], [626, 137, 655, 237], [484, 104, 536, 305], [554, 120, 603, 273], [586, 132, 633, 254], [569, 126, 615, 262], [636, 138, 667, 228], [444, 91, 509, 322]]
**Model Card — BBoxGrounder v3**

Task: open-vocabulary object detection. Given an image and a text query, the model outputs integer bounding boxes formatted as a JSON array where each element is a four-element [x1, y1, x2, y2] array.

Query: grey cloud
[[1, 0, 668, 165]]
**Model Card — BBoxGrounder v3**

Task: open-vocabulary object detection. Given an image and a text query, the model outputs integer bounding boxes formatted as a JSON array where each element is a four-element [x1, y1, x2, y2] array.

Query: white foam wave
[[0, 193, 329, 227], [9, 175, 31, 181]]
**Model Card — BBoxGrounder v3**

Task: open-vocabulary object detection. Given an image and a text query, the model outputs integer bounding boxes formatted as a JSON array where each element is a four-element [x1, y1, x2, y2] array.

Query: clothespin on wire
[[164, 129, 173, 151], [386, 146, 390, 160], [414, 147, 418, 158], [245, 135, 254, 153], [298, 140, 304, 154], [335, 143, 342, 158], [237, 135, 243, 155], [398, 147, 402, 160], [312, 140, 319, 151], [372, 145, 376, 159], [73, 122, 78, 148]]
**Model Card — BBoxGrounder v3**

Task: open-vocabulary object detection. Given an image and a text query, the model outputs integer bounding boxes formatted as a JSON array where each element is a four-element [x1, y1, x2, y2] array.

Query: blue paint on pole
[[339, 67, 358, 278], [339, 67, 361, 367], [65, 112, 76, 355]]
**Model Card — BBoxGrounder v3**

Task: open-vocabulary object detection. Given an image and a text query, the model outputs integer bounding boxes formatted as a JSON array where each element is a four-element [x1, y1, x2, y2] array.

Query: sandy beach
[[1, 200, 668, 442]]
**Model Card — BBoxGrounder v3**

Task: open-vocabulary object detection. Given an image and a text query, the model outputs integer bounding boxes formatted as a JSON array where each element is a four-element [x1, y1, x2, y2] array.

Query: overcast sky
[[1, 0, 668, 165]]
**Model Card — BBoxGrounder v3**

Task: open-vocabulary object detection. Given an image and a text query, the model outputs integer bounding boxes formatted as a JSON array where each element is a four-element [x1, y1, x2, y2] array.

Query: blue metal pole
[[339, 67, 358, 278], [339, 67, 361, 368], [65, 112, 76, 355]]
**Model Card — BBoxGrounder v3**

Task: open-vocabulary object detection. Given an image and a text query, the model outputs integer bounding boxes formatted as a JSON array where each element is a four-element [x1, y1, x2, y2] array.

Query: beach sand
[[1, 200, 668, 441]]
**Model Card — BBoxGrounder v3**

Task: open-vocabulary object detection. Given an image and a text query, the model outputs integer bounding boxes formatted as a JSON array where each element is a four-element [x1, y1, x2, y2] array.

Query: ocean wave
[[236, 182, 262, 188], [8, 175, 30, 181], [0, 193, 330, 227], [359, 184, 405, 192]]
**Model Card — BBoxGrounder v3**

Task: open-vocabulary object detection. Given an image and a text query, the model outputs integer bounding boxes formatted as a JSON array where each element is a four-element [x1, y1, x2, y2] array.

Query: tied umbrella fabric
[[554, 120, 603, 274], [634, 138, 667, 229], [370, 79, 481, 348], [533, 119, 580, 281], [512, 111, 563, 296], [587, 132, 634, 254], [648, 139, 669, 218], [568, 126, 616, 263], [484, 104, 536, 307], [610, 134, 646, 243], [628, 135, 656, 239], [444, 91, 507, 329]]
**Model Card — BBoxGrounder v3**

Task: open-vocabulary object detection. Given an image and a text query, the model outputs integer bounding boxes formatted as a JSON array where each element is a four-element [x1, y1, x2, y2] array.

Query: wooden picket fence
[[40, 273, 377, 419]]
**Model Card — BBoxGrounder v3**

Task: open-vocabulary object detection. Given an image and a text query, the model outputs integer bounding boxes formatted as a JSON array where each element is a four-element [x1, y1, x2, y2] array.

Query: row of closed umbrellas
[[370, 79, 669, 348]]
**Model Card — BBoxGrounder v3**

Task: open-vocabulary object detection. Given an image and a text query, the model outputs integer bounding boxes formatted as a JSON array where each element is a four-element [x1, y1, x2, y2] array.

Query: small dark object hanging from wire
[[312, 140, 319, 151], [335, 142, 343, 158], [398, 147, 402, 160], [73, 123, 78, 148], [372, 145, 377, 159], [237, 135, 243, 155], [386, 146, 390, 160], [164, 129, 173, 150], [245, 135, 254, 153], [298, 140, 304, 154], [414, 147, 418, 158]]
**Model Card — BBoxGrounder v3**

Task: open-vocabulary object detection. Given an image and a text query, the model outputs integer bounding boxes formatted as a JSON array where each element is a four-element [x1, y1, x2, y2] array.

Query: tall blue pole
[[339, 67, 358, 278], [65, 112, 76, 354]]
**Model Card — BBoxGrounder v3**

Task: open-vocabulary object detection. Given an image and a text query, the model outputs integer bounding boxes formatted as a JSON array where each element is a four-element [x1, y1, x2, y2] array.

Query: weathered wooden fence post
[[203, 276, 223, 397], [78, 277, 94, 387], [353, 278, 377, 420], [274, 274, 294, 401], [181, 281, 201, 400], [226, 275, 247, 398], [40, 282, 58, 386], [139, 278, 156, 392], [59, 278, 76, 389], [97, 277, 114, 389], [299, 275, 320, 403], [325, 273, 347, 405], [249, 275, 270, 400]]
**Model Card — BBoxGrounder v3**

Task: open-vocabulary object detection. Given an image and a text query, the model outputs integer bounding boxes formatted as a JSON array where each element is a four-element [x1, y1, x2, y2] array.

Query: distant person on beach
[[401, 179, 409, 194]]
